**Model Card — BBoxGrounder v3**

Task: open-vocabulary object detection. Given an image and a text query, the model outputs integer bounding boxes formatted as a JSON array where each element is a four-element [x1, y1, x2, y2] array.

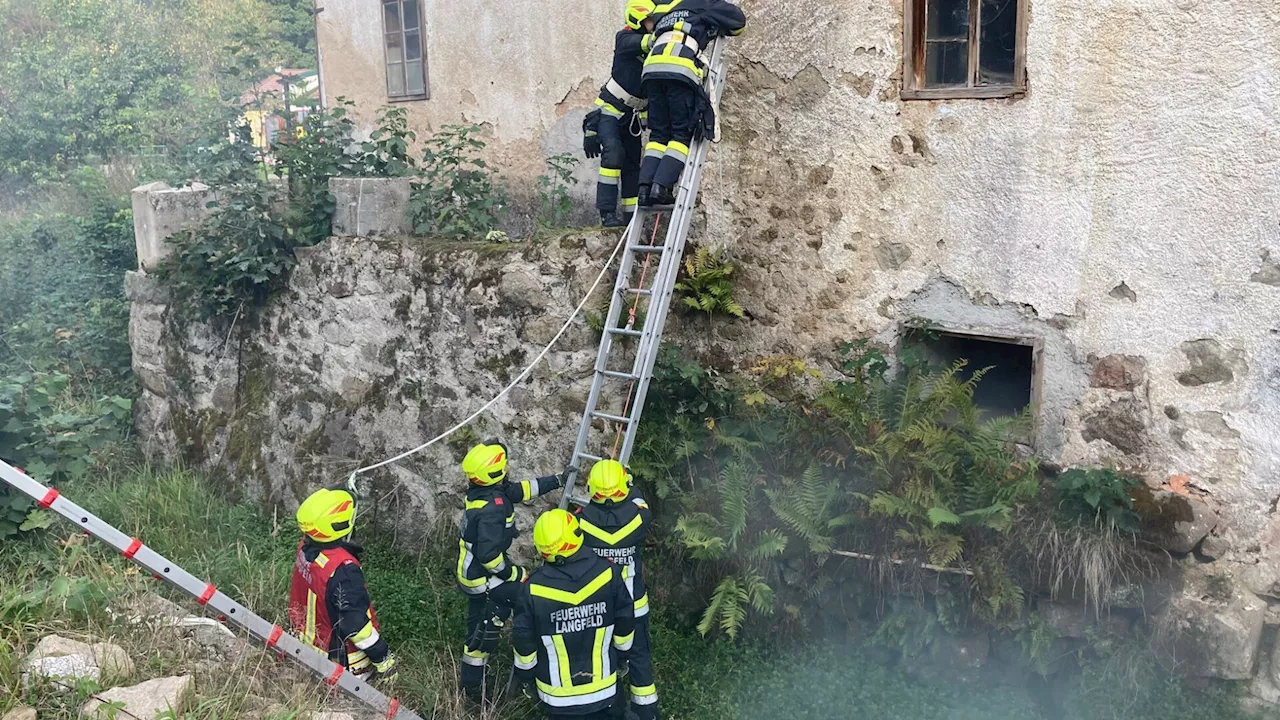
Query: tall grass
[[1, 463, 1260, 720]]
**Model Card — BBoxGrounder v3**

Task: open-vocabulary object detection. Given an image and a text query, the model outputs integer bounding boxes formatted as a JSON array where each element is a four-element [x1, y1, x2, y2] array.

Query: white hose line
[[345, 227, 630, 489]]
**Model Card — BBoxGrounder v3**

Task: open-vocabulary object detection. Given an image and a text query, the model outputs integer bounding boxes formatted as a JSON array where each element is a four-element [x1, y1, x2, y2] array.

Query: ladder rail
[[0, 460, 421, 720], [619, 41, 729, 462], [564, 213, 647, 505], [562, 39, 729, 507]]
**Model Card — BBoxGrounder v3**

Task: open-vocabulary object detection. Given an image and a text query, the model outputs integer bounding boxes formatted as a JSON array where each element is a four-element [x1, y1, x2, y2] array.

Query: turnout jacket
[[288, 540, 388, 672], [597, 28, 654, 117], [643, 0, 747, 87], [456, 475, 563, 594], [513, 551, 637, 713], [575, 492, 652, 617]]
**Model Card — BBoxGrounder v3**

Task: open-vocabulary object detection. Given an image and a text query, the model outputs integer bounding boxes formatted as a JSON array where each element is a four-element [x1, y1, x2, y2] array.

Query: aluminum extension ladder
[[0, 459, 422, 720], [561, 39, 729, 507]]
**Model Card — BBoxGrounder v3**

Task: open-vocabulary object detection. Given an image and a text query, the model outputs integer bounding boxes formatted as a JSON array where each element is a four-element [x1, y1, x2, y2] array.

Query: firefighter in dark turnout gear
[[513, 509, 636, 719], [457, 442, 565, 701], [289, 488, 397, 681], [575, 460, 657, 719], [584, 0, 658, 227], [638, 0, 747, 207]]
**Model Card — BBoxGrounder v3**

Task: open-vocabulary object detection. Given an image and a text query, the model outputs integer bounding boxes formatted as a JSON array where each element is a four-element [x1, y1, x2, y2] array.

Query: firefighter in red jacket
[[289, 487, 397, 680]]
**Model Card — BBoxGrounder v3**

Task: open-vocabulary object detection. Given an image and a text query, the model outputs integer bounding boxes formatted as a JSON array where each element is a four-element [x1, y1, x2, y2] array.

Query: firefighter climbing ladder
[[0, 459, 423, 720], [561, 39, 729, 508]]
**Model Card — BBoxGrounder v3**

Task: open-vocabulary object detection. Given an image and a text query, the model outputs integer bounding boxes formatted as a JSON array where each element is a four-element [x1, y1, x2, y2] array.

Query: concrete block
[[131, 182, 214, 270], [330, 177, 412, 237]]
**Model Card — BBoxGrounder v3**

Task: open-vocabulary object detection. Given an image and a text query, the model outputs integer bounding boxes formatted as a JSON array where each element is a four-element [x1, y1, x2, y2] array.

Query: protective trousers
[[460, 581, 522, 691], [626, 613, 658, 719], [597, 110, 643, 220], [639, 81, 700, 192]]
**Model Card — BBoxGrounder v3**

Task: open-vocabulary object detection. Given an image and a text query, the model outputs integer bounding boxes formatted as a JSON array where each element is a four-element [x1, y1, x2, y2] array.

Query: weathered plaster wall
[[317, 0, 1280, 564], [315, 0, 614, 210]]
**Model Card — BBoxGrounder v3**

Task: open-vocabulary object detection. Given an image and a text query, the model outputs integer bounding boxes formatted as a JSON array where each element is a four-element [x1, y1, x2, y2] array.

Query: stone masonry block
[[330, 177, 413, 237]]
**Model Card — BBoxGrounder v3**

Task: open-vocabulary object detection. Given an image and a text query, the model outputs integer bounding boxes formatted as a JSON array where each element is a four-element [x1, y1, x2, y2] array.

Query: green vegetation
[[1, 464, 1256, 719], [0, 0, 315, 190], [674, 246, 745, 320], [630, 341, 1154, 639], [156, 105, 421, 319], [536, 153, 580, 228], [411, 124, 509, 241]]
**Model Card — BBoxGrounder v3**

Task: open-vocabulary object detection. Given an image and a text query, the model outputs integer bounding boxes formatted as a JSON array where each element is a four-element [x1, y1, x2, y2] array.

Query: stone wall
[[315, 0, 1280, 571], [129, 171, 1280, 698]]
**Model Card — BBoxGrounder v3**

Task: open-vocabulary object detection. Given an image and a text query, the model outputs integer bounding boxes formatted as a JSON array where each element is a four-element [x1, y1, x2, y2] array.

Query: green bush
[[635, 340, 1150, 640], [0, 188, 135, 394], [159, 107, 421, 318], [1055, 467, 1142, 531], [410, 124, 507, 240], [536, 152, 579, 227], [0, 370, 131, 538]]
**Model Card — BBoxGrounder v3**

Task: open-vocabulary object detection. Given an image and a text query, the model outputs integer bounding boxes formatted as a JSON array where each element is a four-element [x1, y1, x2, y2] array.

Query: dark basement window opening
[[913, 329, 1041, 426], [902, 0, 1029, 100]]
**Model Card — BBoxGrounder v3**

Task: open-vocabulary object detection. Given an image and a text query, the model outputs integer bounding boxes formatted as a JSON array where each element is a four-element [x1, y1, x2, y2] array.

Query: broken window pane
[[925, 41, 968, 86], [979, 0, 1017, 85], [402, 0, 420, 32], [387, 62, 405, 95], [407, 62, 426, 95], [383, 1, 401, 34]]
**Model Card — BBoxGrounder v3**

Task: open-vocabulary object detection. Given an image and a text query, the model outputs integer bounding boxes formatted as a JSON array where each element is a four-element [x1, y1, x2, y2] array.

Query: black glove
[[583, 109, 602, 159]]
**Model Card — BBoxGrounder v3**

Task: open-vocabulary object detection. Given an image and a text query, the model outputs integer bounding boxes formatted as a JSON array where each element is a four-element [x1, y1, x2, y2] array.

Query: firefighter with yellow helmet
[[583, 0, 658, 227], [574, 459, 658, 719], [513, 509, 636, 719], [456, 441, 567, 702], [289, 488, 397, 681]]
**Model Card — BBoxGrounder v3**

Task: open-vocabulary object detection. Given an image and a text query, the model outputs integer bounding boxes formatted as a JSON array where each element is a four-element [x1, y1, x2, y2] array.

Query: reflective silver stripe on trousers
[[665, 146, 688, 161], [598, 175, 620, 186], [633, 689, 659, 705], [606, 78, 647, 110]]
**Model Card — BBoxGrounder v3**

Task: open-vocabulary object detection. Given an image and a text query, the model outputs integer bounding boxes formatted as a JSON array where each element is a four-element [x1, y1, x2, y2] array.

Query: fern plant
[[675, 247, 745, 319], [698, 573, 775, 639]]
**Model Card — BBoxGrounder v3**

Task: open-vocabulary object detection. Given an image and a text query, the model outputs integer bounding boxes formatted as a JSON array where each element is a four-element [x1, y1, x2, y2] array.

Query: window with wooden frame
[[902, 0, 1028, 99], [382, 0, 430, 101]]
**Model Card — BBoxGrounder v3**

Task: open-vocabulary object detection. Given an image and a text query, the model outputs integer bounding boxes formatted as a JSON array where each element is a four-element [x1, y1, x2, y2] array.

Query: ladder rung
[[629, 245, 664, 253], [620, 287, 653, 297], [600, 370, 638, 381], [575, 452, 603, 463], [592, 411, 633, 424], [608, 327, 642, 338]]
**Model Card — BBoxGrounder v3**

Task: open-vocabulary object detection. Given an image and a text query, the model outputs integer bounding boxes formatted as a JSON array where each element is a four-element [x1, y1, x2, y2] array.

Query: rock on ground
[[81, 676, 194, 720], [1, 707, 37, 720], [23, 634, 134, 681], [1155, 565, 1266, 679], [22, 655, 100, 686]]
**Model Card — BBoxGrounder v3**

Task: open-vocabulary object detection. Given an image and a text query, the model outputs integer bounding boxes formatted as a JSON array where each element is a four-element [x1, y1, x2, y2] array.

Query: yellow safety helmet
[[462, 443, 508, 486], [296, 488, 356, 543], [588, 459, 631, 502], [533, 509, 584, 562], [625, 0, 656, 30]]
